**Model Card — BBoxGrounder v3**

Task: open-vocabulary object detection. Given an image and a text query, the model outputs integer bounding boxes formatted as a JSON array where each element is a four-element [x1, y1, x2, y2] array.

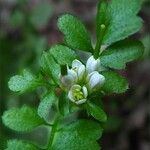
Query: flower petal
[[72, 59, 83, 69], [60, 75, 74, 87], [75, 99, 87, 104], [77, 65, 86, 80], [86, 56, 100, 73], [68, 69, 78, 82], [82, 86, 88, 98], [68, 90, 75, 102], [88, 71, 105, 90], [70, 84, 81, 91]]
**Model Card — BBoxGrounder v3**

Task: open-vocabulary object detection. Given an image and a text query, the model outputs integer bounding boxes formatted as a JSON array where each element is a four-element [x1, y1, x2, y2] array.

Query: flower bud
[[87, 71, 105, 91], [86, 56, 101, 73], [68, 84, 88, 105], [60, 74, 74, 89], [60, 67, 77, 89]]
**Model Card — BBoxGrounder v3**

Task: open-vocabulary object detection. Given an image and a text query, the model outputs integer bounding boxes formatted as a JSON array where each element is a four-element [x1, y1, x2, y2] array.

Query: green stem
[[47, 115, 60, 149], [94, 24, 106, 59], [61, 65, 67, 76]]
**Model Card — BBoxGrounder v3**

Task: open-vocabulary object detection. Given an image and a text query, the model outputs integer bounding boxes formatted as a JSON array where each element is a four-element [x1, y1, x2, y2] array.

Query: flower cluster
[[60, 56, 105, 104]]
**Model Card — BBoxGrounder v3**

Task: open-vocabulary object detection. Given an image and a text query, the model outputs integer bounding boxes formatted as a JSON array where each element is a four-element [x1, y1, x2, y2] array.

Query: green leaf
[[100, 40, 144, 69], [2, 106, 44, 132], [96, 0, 143, 45], [58, 14, 92, 52], [38, 92, 57, 122], [51, 120, 102, 150], [10, 10, 25, 28], [101, 71, 128, 94], [40, 51, 60, 84], [6, 140, 39, 150], [0, 133, 7, 150], [87, 102, 107, 122], [30, 2, 52, 29], [8, 70, 43, 93], [50, 45, 77, 65]]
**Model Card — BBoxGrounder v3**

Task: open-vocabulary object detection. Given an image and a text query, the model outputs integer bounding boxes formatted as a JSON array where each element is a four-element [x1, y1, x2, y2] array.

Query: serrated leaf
[[58, 14, 93, 52], [87, 102, 107, 122], [6, 140, 39, 150], [100, 40, 144, 69], [30, 2, 52, 29], [40, 51, 60, 84], [51, 120, 102, 150], [38, 92, 57, 122], [50, 45, 77, 65], [97, 0, 143, 45], [101, 71, 128, 94], [2, 106, 44, 132], [8, 70, 43, 93]]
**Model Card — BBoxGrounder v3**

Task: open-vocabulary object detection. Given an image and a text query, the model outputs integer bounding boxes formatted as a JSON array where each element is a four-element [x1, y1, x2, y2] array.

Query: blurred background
[[0, 0, 149, 150]]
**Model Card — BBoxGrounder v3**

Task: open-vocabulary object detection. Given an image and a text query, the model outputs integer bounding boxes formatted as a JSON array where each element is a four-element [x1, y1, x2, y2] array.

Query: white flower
[[60, 60, 85, 89], [86, 56, 101, 73], [60, 57, 106, 103], [71, 59, 86, 81], [86, 55, 106, 73], [60, 74, 75, 89], [67, 69, 78, 82], [68, 84, 88, 104], [87, 71, 105, 92]]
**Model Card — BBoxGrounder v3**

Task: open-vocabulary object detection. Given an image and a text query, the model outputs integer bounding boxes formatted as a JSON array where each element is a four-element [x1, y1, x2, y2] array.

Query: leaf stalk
[[94, 24, 106, 59]]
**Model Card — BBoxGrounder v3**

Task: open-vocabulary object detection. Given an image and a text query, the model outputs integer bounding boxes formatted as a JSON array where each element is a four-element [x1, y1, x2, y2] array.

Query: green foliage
[[58, 92, 69, 116], [40, 51, 60, 84], [10, 10, 25, 28], [2, 106, 44, 132], [142, 34, 150, 58], [51, 120, 103, 150], [6, 140, 39, 150], [102, 71, 129, 94], [38, 92, 57, 122], [58, 14, 93, 52], [50, 45, 77, 65], [0, 133, 7, 150], [97, 0, 143, 45], [2, 0, 144, 150], [100, 40, 144, 69], [87, 102, 107, 122], [30, 2, 52, 29], [8, 70, 43, 93]]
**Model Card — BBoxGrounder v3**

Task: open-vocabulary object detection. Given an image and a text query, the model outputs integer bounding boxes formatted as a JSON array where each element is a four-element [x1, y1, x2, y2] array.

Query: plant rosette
[[3, 1, 144, 149]]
